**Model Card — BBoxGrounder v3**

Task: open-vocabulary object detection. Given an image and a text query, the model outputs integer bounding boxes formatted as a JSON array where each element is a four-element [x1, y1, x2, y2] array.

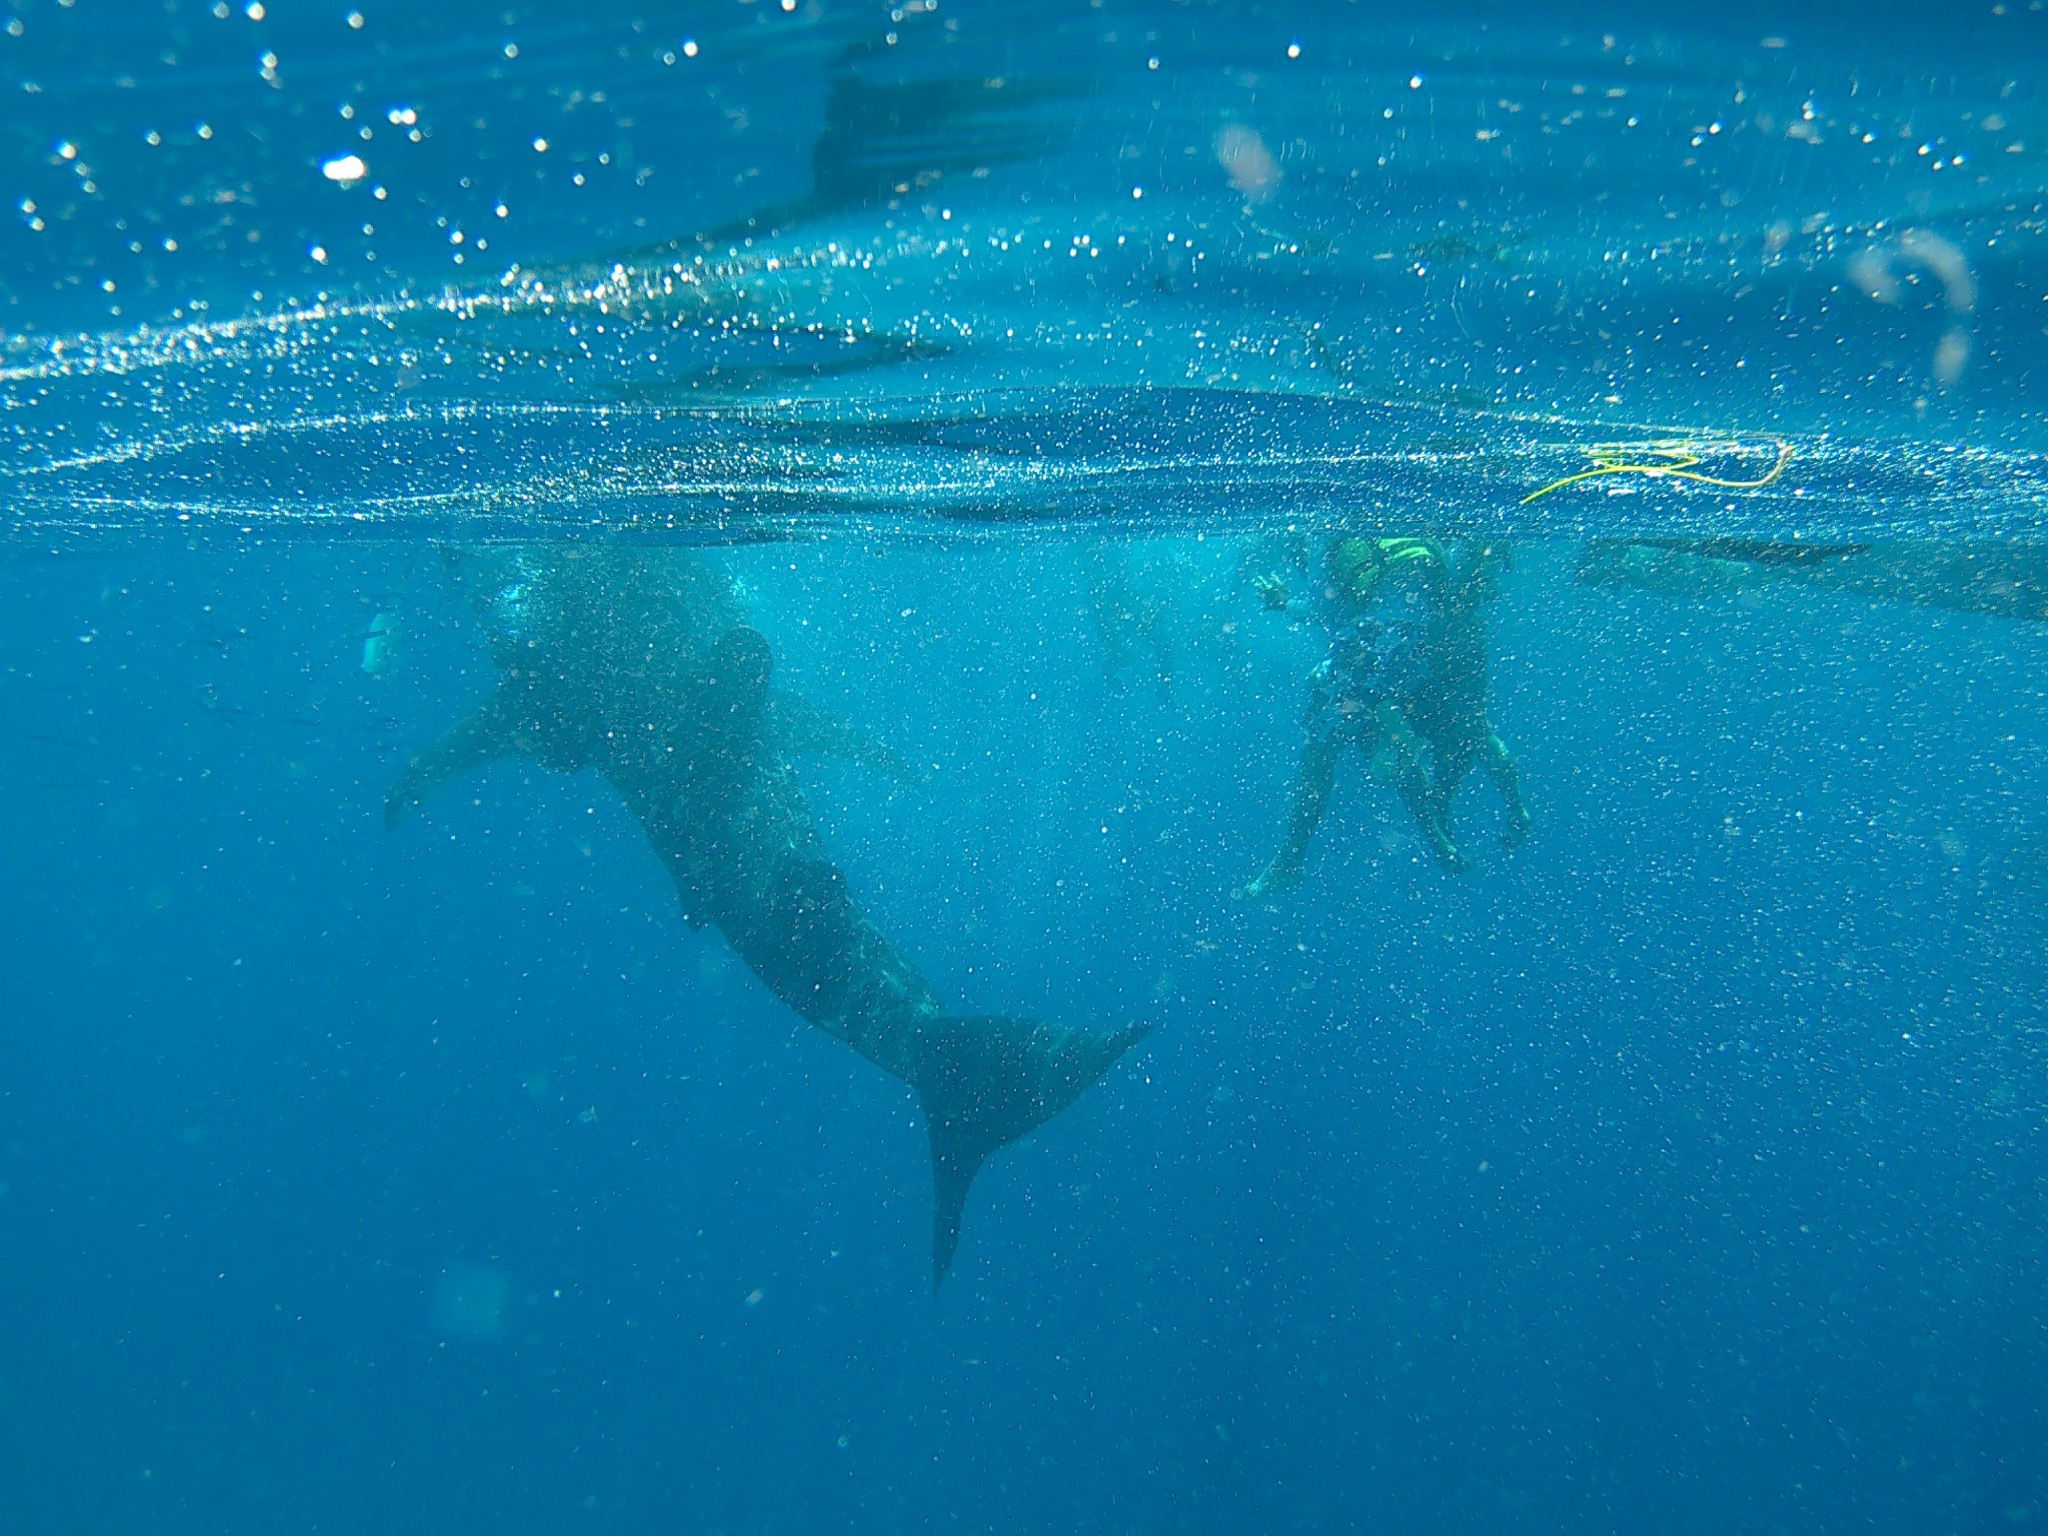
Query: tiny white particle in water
[[321, 153, 367, 183]]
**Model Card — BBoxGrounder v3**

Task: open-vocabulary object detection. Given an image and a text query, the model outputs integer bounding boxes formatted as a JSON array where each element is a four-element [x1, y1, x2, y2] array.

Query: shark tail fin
[[915, 1015, 1152, 1291]]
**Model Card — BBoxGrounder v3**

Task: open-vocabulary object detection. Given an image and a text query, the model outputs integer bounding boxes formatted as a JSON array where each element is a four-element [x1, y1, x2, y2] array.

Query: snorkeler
[[1403, 539, 1532, 857], [1241, 535, 1529, 895], [1241, 536, 1457, 895]]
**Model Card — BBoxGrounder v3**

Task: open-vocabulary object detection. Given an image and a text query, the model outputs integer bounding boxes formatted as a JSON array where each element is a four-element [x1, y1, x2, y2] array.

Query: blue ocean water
[[4, 2, 2047, 1532]]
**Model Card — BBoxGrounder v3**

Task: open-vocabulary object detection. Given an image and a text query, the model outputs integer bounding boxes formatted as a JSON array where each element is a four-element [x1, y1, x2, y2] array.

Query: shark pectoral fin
[[768, 689, 921, 786], [384, 756, 440, 830], [384, 688, 521, 831], [915, 1015, 1152, 1290]]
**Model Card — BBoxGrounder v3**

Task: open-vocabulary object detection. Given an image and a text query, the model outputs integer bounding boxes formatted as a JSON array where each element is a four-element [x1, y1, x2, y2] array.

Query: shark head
[[441, 545, 550, 668]]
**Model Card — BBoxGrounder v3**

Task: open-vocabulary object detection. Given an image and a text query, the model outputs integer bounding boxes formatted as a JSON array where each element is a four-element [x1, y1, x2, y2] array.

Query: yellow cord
[[1520, 438, 1793, 505]]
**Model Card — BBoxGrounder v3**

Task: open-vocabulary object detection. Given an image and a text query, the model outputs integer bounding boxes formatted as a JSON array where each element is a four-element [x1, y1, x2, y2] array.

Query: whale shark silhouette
[[386, 546, 1148, 1285], [1579, 539, 2048, 622]]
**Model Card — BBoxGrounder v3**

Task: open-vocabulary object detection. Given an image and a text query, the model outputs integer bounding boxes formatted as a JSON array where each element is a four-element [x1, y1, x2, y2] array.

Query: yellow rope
[[1520, 438, 1793, 505]]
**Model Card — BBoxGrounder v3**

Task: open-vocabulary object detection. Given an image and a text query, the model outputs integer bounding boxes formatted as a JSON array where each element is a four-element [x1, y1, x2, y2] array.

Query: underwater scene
[[4, 1, 2048, 1531]]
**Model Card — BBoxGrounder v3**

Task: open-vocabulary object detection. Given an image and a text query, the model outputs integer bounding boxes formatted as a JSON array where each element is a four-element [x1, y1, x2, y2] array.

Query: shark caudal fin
[[915, 1015, 1151, 1290]]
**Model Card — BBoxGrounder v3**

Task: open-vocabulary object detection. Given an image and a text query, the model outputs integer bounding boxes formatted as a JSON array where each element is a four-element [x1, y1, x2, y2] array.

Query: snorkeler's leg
[[1423, 733, 1474, 840], [1479, 724, 1532, 846], [1242, 736, 1339, 897], [1390, 724, 1466, 874]]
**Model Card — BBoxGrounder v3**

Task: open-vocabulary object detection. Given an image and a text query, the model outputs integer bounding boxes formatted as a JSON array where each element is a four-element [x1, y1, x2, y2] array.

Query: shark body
[[386, 547, 1146, 1285], [1579, 539, 2048, 622]]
